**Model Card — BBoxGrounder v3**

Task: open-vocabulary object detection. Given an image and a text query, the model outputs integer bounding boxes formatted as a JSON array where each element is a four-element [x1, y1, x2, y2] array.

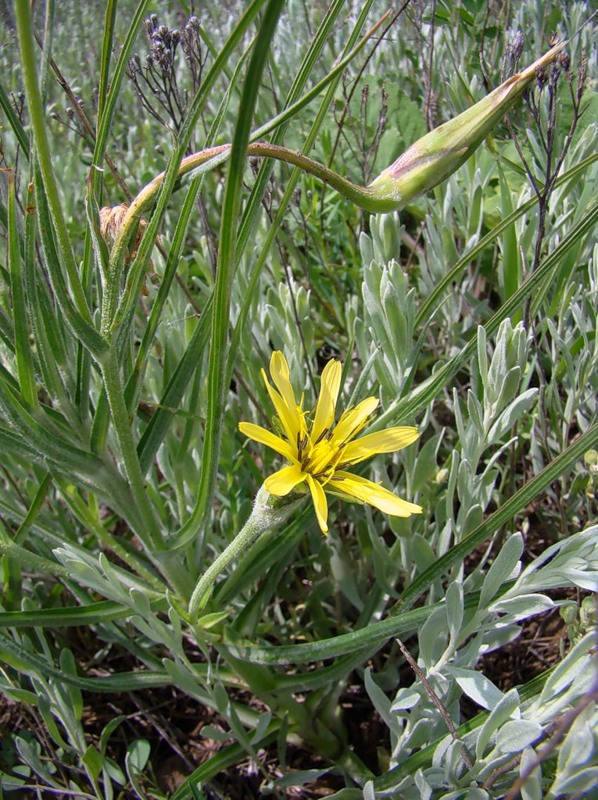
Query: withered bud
[[100, 205, 155, 285], [558, 50, 571, 74], [535, 66, 549, 92], [100, 204, 131, 244], [144, 16, 157, 37]]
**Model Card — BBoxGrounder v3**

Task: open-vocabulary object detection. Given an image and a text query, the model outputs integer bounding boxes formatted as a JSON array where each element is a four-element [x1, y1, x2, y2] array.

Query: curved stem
[[106, 42, 569, 292], [107, 142, 386, 283], [189, 486, 305, 619]]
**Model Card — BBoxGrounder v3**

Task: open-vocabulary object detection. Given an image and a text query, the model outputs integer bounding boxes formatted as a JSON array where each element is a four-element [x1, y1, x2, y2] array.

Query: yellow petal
[[265, 463, 306, 496], [329, 471, 422, 517], [312, 359, 342, 442], [341, 426, 420, 465], [306, 473, 329, 534], [269, 351, 298, 411], [331, 396, 379, 446], [238, 421, 298, 462], [262, 369, 303, 444]]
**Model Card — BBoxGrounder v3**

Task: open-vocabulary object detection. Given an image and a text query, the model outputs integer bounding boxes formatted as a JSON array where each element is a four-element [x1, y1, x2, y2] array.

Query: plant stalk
[[189, 487, 304, 619]]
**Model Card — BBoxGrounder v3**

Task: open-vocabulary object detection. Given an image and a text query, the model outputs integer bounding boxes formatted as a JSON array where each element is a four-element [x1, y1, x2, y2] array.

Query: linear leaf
[[7, 173, 37, 408]]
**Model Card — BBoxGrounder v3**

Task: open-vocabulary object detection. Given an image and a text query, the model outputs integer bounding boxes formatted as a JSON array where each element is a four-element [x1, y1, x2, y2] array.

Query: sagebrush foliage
[[0, 1, 596, 798]]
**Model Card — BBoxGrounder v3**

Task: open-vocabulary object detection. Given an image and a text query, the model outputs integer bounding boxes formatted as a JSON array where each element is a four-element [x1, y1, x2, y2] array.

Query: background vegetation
[[0, 1, 596, 797]]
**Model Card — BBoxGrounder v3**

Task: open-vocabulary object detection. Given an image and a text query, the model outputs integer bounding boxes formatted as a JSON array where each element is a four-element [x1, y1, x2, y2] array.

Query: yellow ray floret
[[239, 352, 423, 534]]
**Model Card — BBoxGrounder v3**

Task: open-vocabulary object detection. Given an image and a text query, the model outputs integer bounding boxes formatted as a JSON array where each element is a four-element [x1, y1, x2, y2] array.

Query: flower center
[[302, 438, 345, 482]]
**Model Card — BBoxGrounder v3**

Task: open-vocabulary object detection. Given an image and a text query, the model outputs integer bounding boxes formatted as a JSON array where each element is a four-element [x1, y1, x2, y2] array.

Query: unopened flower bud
[[367, 42, 565, 210]]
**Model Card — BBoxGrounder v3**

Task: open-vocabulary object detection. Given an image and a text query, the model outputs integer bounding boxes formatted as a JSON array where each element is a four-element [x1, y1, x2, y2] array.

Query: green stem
[[189, 486, 304, 620], [107, 141, 384, 284]]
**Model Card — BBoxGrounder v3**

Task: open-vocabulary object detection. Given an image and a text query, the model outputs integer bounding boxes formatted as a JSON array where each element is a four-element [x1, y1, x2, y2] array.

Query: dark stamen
[[314, 427, 329, 445]]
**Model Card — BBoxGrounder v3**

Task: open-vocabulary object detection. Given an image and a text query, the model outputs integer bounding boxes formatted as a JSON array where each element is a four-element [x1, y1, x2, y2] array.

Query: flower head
[[239, 352, 422, 534]]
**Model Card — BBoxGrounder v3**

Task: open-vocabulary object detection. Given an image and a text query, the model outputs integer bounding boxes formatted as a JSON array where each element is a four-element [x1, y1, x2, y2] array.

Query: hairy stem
[[189, 486, 304, 619]]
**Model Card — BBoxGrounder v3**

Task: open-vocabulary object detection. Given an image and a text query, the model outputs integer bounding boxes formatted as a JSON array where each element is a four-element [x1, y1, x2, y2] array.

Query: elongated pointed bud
[[368, 42, 565, 210]]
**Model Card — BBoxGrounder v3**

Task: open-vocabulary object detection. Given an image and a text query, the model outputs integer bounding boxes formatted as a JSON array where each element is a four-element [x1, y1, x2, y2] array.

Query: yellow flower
[[239, 352, 422, 534]]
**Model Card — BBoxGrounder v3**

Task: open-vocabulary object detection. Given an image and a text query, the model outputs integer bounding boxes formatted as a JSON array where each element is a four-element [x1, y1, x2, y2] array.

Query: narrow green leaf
[[0, 601, 127, 628], [125, 176, 202, 416], [190, 0, 286, 545], [0, 81, 30, 155], [7, 174, 37, 408], [14, 473, 51, 545], [23, 173, 72, 406], [498, 166, 521, 311], [228, 0, 379, 385], [169, 731, 279, 800], [93, 0, 152, 169], [15, 1, 92, 323], [34, 165, 107, 357]]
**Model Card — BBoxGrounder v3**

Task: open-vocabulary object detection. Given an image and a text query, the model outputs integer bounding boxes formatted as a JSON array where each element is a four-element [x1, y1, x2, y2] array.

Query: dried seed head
[[503, 32, 524, 80]]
